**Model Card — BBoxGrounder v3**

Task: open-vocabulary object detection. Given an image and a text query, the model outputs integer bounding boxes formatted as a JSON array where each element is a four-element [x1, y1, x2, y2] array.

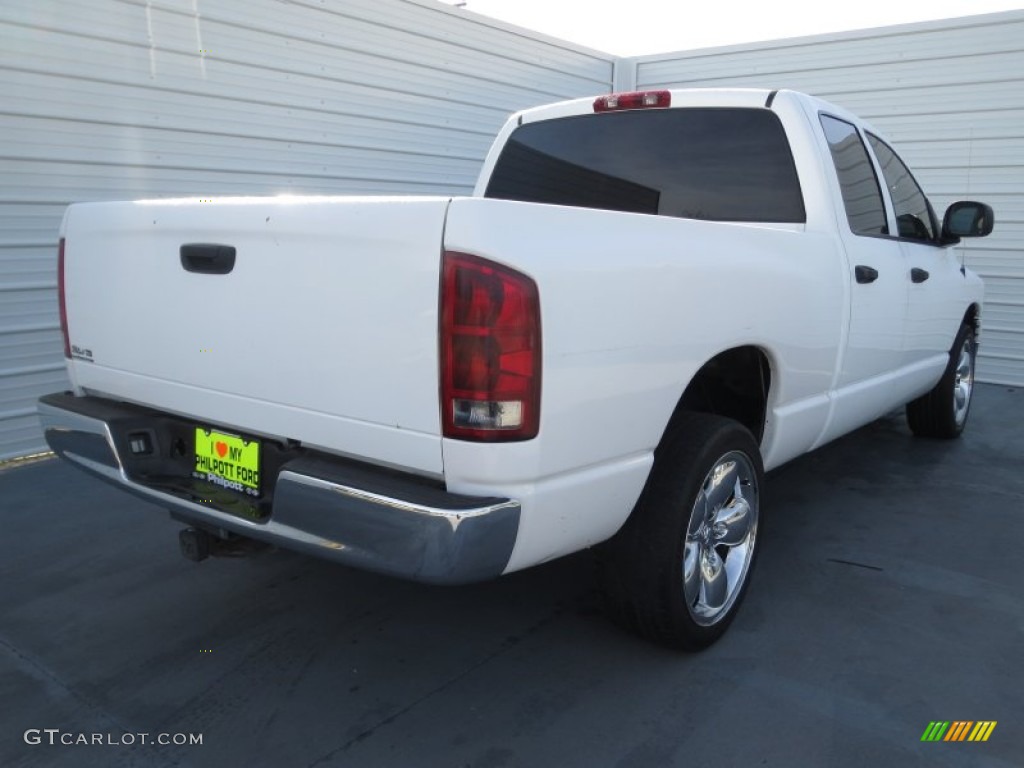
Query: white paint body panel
[[59, 88, 985, 574], [63, 196, 452, 475]]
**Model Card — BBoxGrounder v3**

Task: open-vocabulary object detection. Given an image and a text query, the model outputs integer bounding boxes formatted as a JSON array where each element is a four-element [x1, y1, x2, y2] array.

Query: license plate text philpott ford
[[193, 428, 260, 496]]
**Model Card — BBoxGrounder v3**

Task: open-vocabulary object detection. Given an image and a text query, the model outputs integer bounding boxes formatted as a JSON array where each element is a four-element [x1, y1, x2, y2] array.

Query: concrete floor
[[2, 383, 1022, 768]]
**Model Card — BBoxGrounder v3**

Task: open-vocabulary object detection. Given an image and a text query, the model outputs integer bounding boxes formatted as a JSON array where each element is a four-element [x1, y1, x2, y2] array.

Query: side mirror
[[941, 201, 994, 242]]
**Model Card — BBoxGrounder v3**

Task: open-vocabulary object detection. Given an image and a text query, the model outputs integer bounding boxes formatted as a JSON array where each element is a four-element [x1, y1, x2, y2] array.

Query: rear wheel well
[[667, 347, 771, 445]]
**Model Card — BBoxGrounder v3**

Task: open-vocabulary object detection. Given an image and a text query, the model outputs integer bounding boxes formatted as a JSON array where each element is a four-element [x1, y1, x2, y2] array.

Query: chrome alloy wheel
[[953, 336, 975, 427], [683, 451, 759, 626]]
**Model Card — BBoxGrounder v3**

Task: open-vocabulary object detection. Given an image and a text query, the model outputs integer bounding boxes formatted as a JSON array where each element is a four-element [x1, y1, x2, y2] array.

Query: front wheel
[[597, 412, 764, 650], [906, 322, 977, 439]]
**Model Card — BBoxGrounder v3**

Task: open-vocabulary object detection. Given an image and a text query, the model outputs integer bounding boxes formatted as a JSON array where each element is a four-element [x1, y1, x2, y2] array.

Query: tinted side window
[[866, 134, 936, 241], [485, 108, 805, 223], [819, 115, 887, 236]]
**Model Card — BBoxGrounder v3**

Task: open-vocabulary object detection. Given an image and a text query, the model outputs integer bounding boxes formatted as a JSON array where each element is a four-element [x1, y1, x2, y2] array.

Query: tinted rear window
[[819, 114, 888, 236], [485, 108, 805, 223]]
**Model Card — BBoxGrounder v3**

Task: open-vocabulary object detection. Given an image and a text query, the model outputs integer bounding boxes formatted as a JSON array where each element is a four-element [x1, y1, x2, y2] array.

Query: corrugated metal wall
[[0, 0, 614, 459], [632, 10, 1024, 386]]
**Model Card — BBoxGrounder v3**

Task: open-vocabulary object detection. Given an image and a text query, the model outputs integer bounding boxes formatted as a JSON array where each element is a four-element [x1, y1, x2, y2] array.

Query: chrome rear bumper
[[38, 393, 520, 585]]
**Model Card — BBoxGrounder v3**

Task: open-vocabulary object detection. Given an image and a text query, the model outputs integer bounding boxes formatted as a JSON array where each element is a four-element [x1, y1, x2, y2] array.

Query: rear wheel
[[906, 322, 977, 439], [598, 412, 763, 650]]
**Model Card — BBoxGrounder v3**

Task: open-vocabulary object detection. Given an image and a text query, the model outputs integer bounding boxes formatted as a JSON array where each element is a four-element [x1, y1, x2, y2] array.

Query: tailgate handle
[[180, 243, 236, 275]]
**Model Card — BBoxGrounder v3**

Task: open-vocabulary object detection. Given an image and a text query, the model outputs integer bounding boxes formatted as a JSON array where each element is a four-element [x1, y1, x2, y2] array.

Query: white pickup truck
[[39, 89, 993, 649]]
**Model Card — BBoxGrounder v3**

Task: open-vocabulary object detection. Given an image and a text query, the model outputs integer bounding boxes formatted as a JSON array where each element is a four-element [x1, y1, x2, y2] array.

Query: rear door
[[818, 114, 908, 388]]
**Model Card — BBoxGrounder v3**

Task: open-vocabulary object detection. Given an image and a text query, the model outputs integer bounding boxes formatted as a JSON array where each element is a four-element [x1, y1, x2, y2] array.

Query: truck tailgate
[[61, 196, 451, 475]]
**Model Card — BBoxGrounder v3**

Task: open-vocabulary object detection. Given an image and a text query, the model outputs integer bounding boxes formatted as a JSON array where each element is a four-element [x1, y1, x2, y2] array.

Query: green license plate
[[193, 427, 260, 497]]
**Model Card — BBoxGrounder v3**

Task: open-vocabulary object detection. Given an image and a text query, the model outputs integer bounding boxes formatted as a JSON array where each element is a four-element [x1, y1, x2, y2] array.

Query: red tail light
[[58, 237, 70, 358], [440, 252, 541, 441], [594, 90, 671, 112]]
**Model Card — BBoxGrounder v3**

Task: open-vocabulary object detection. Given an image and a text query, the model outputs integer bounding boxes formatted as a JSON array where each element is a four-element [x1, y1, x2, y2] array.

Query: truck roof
[[513, 87, 864, 130]]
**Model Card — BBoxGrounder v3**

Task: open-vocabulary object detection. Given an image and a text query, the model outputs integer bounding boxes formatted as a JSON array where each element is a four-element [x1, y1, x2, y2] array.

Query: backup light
[[594, 90, 671, 112]]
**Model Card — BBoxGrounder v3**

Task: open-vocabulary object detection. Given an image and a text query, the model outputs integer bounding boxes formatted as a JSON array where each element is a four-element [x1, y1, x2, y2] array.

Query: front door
[[865, 133, 966, 367]]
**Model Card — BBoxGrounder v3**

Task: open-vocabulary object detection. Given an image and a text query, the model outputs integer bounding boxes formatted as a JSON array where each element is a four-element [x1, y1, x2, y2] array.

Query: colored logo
[[921, 721, 996, 742]]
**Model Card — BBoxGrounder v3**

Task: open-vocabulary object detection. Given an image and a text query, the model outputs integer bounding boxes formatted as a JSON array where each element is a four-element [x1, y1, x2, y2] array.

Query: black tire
[[906, 322, 977, 439], [597, 412, 764, 650]]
